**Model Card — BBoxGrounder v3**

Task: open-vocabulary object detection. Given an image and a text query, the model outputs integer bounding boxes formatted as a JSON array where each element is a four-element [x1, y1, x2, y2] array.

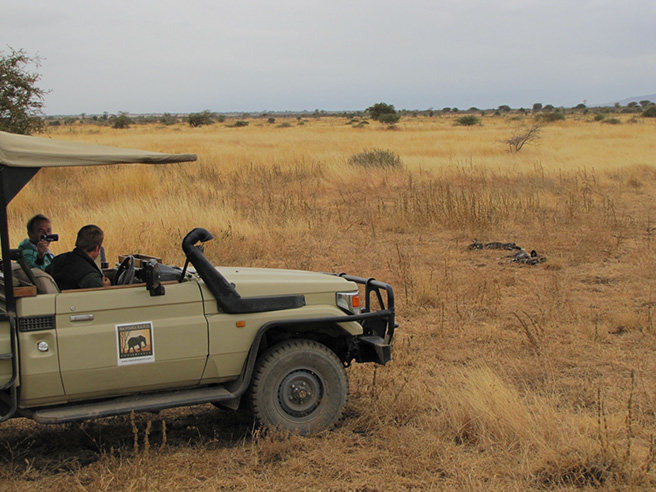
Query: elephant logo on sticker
[[116, 322, 155, 366]]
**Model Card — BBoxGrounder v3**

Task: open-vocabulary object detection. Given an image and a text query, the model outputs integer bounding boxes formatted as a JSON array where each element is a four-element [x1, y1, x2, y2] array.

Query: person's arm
[[35, 238, 50, 266], [19, 244, 41, 269], [19, 240, 51, 271], [22, 248, 39, 268], [78, 271, 104, 289]]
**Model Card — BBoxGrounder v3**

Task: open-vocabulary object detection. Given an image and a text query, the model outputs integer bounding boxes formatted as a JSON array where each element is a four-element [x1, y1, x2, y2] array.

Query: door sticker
[[116, 321, 155, 366]]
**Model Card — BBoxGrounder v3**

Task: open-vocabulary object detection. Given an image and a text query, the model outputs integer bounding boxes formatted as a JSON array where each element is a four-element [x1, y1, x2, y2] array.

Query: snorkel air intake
[[182, 228, 240, 300], [182, 228, 305, 314]]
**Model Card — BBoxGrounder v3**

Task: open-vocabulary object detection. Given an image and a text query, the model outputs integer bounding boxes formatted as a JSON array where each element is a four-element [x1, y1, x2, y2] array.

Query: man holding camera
[[18, 214, 56, 270]]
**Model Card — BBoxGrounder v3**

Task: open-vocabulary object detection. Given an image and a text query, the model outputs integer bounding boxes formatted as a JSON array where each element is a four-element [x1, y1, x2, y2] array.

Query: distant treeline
[[44, 100, 656, 129]]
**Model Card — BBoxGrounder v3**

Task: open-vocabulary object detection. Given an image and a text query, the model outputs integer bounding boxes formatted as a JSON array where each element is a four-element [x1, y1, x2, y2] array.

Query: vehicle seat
[[12, 263, 60, 294]]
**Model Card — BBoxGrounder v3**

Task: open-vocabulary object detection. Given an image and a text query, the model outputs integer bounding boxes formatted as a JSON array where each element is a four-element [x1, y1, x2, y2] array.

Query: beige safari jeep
[[0, 131, 396, 435]]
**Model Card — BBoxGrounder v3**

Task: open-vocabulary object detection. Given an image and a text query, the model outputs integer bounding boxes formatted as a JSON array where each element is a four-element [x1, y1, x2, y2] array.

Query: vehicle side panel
[[15, 295, 63, 405], [52, 281, 208, 402], [201, 302, 363, 383], [0, 315, 13, 390]]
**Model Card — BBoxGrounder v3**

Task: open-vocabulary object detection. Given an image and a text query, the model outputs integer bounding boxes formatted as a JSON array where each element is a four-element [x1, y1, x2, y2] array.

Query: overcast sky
[[3, 0, 655, 115]]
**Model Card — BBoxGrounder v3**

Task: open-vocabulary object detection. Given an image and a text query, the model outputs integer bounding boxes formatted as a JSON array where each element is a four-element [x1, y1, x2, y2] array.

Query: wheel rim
[[277, 369, 324, 418]]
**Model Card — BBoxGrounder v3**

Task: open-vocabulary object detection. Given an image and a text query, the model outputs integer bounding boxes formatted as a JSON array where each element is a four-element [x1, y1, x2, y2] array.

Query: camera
[[40, 234, 59, 242]]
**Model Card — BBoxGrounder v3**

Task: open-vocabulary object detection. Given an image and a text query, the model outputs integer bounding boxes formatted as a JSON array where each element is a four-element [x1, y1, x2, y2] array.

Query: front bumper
[[335, 274, 396, 365]]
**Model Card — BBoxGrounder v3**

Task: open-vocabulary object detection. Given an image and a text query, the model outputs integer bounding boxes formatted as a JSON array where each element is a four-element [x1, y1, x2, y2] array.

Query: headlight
[[336, 291, 360, 314]]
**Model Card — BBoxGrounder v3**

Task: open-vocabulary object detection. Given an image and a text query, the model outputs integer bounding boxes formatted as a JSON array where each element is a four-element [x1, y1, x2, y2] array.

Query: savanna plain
[[2, 113, 656, 491]]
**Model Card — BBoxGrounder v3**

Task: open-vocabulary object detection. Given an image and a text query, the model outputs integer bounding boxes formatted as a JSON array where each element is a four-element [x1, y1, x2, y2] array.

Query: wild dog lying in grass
[[468, 240, 547, 265], [506, 249, 547, 265], [468, 239, 521, 251]]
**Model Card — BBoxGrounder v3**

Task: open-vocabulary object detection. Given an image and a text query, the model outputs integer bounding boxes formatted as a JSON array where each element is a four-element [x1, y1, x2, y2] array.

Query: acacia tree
[[503, 123, 541, 153], [366, 102, 400, 125], [111, 112, 132, 129], [188, 110, 215, 127], [0, 48, 48, 134]]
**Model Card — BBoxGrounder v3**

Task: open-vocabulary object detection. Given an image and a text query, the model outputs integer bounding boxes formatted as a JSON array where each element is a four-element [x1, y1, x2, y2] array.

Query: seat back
[[12, 263, 60, 294]]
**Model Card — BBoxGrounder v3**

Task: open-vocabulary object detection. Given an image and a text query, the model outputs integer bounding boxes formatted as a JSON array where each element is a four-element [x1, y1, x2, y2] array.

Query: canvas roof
[[0, 130, 197, 168]]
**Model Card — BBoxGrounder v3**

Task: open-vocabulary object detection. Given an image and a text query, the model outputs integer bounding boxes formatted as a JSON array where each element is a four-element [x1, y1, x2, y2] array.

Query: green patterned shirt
[[18, 238, 54, 270]]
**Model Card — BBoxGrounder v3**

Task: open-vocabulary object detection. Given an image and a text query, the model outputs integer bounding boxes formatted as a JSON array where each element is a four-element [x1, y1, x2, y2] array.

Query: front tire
[[249, 339, 349, 435]]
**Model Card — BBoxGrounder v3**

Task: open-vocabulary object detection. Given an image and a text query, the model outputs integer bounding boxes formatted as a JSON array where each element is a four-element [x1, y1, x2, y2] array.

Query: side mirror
[[144, 259, 165, 297]]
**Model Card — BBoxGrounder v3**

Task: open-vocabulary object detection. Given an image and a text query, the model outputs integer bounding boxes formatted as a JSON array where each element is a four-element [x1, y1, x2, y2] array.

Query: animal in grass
[[507, 249, 547, 265], [468, 239, 521, 251], [127, 335, 147, 352]]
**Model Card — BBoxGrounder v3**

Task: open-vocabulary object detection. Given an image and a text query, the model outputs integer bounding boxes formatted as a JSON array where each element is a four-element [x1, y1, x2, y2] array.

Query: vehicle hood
[[212, 267, 355, 297]]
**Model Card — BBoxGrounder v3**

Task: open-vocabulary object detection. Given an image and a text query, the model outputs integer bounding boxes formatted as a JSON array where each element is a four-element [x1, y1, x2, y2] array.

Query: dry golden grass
[[2, 114, 656, 490]]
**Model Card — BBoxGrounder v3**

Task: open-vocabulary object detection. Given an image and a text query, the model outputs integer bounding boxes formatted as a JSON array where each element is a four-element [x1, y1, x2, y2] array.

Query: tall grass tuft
[[348, 148, 403, 168]]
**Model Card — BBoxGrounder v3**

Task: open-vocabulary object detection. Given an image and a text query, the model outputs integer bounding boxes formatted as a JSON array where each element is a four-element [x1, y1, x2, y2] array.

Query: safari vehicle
[[0, 131, 395, 435]]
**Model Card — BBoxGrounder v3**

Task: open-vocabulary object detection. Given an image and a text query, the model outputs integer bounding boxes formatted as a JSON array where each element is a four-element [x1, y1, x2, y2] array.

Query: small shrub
[[367, 102, 401, 126], [594, 113, 605, 121], [227, 120, 249, 128], [367, 102, 397, 121], [276, 122, 292, 128], [539, 112, 566, 122], [348, 148, 402, 169], [378, 113, 400, 126], [267, 117, 276, 124], [503, 123, 541, 153], [642, 106, 656, 118], [455, 115, 480, 126], [188, 110, 214, 127], [160, 113, 178, 125], [603, 118, 622, 125], [112, 112, 132, 129]]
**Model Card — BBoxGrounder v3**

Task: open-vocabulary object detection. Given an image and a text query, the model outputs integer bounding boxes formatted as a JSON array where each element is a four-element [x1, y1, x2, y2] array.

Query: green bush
[[160, 113, 178, 125], [538, 111, 565, 122], [227, 120, 249, 128], [112, 112, 132, 129], [455, 115, 480, 126], [366, 102, 396, 121], [594, 113, 606, 121], [642, 106, 656, 118], [378, 113, 400, 125], [188, 110, 214, 127], [348, 148, 402, 169], [603, 118, 622, 125]]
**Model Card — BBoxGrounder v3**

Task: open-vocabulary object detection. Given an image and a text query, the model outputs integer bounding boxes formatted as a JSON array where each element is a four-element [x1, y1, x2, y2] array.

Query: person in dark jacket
[[47, 225, 110, 290]]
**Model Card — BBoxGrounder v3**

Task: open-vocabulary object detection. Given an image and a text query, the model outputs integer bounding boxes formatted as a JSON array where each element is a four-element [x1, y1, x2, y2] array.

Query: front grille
[[18, 315, 55, 332]]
